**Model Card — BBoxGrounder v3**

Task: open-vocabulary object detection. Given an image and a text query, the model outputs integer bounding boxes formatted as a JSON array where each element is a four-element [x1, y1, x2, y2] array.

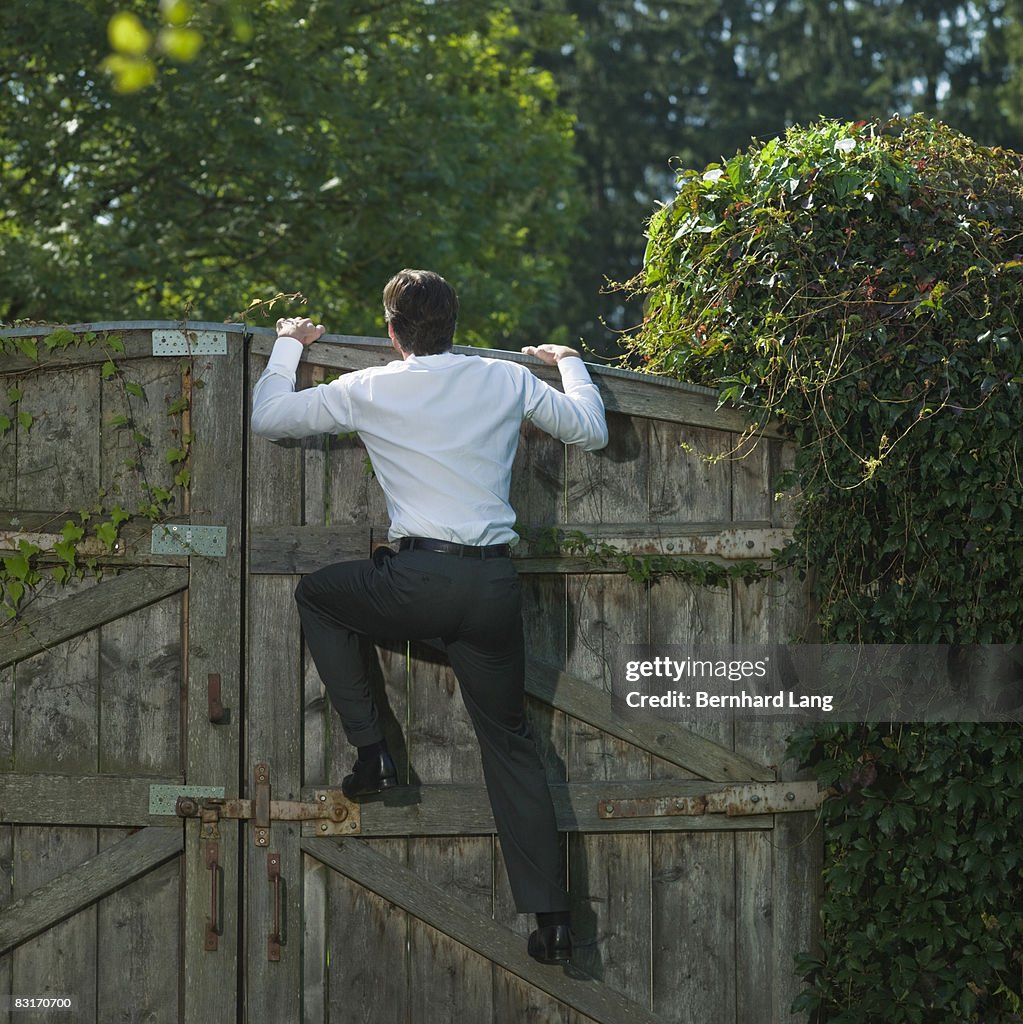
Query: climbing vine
[[627, 114, 1023, 1022], [0, 326, 192, 618], [520, 524, 777, 588]]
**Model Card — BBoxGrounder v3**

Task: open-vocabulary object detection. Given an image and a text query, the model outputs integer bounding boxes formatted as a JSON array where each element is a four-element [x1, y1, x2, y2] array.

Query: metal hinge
[[159, 762, 360, 844], [597, 781, 827, 820], [152, 329, 228, 356], [151, 524, 228, 557]]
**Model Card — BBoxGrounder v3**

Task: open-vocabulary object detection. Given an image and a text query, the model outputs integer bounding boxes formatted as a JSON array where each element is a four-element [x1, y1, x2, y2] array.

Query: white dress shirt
[[251, 337, 609, 545]]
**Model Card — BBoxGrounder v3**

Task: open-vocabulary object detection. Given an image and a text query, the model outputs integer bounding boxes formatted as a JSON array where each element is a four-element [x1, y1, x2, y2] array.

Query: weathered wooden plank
[[564, 571, 652, 1001], [0, 665, 11, 770], [0, 824, 10, 1005], [0, 511, 194, 568], [100, 355, 184, 516], [303, 837, 671, 1024], [245, 366, 305, 1021], [0, 825, 182, 955], [511, 419, 568, 526], [526, 659, 774, 783], [0, 567, 189, 670], [648, 422, 734, 523], [99, 592, 182, 776], [9, 826, 97, 1012], [12, 574, 102, 777], [97, 827, 180, 1023], [0, 328, 159, 372], [182, 337, 244, 1023], [652, 831, 738, 1023], [732, 571, 820, 1024], [324, 839, 411, 1024], [16, 366, 101, 509], [0, 773, 178, 826], [407, 640, 494, 1021], [0, 402, 13, 510], [247, 521, 791, 574]]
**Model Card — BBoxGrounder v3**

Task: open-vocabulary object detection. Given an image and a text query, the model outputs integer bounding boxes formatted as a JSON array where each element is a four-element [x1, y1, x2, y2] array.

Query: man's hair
[[382, 269, 459, 356]]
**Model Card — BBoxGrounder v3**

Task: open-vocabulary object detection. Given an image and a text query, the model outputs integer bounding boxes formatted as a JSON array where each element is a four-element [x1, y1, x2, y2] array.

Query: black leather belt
[[399, 537, 510, 559]]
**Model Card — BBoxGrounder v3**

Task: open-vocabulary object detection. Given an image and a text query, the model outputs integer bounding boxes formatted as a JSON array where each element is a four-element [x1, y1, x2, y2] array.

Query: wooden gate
[[0, 322, 819, 1023]]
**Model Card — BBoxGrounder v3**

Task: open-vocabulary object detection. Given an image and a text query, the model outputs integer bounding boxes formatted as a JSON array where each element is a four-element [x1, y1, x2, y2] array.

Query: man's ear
[[387, 322, 409, 358]]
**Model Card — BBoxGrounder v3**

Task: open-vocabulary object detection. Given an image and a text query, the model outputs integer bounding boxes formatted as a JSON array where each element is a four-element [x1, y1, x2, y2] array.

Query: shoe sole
[[342, 777, 399, 799]]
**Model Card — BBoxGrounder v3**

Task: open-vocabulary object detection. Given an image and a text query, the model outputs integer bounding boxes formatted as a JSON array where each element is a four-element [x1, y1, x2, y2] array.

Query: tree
[[536, 0, 1022, 355], [0, 0, 581, 348]]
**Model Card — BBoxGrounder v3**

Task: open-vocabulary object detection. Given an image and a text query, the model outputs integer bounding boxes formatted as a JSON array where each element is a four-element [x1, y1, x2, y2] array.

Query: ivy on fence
[[627, 114, 1023, 1023]]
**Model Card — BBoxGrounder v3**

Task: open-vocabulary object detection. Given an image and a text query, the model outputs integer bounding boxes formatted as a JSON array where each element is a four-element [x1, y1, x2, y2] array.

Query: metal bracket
[[150, 783, 226, 816], [151, 523, 228, 558], [170, 764, 360, 843], [152, 329, 228, 356], [598, 781, 825, 820]]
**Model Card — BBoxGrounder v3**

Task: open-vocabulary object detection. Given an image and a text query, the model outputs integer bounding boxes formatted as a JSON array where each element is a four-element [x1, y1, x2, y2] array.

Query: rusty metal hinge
[[597, 781, 827, 820], [168, 762, 360, 844]]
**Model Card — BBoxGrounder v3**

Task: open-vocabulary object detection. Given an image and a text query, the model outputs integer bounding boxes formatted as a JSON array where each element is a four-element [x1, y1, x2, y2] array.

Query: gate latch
[[170, 762, 360, 843]]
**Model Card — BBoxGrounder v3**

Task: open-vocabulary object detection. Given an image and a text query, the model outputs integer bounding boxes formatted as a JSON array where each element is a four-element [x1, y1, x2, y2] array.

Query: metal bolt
[[320, 823, 328, 832], [605, 802, 615, 815], [318, 793, 327, 802], [675, 798, 686, 810], [746, 540, 755, 549], [785, 791, 795, 801], [750, 794, 760, 803]]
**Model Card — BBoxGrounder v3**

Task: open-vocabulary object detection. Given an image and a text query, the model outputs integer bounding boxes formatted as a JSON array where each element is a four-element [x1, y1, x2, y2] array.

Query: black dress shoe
[[342, 751, 398, 798], [527, 924, 572, 965]]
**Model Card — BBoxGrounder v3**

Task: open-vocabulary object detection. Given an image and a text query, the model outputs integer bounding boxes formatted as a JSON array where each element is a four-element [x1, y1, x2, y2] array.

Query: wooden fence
[[0, 322, 820, 1023]]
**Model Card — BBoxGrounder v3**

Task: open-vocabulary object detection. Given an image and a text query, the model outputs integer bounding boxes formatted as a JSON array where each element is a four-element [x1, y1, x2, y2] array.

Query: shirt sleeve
[[250, 336, 355, 440], [522, 357, 609, 451]]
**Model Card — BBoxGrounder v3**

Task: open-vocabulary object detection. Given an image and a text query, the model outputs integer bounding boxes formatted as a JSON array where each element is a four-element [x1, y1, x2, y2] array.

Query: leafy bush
[[627, 116, 1023, 1022], [788, 722, 1023, 1022]]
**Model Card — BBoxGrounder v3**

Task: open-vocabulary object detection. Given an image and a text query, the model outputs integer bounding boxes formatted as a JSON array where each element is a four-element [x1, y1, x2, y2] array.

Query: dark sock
[[536, 911, 570, 930], [357, 741, 387, 763]]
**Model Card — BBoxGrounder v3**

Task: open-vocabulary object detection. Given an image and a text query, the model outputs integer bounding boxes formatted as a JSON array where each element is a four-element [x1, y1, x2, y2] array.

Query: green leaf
[[94, 521, 120, 551], [7, 387, 22, 404], [44, 328, 75, 350], [101, 360, 118, 380], [5, 579, 24, 607], [15, 338, 37, 361], [105, 335, 125, 355], [124, 381, 146, 399], [103, 54, 157, 93], [3, 552, 30, 580], [159, 26, 202, 62], [108, 12, 152, 56], [0, 414, 11, 433], [17, 411, 32, 431], [61, 521, 85, 543]]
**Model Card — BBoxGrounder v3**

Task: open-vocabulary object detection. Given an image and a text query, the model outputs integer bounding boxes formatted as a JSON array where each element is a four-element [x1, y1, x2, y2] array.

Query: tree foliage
[[630, 114, 1023, 644], [1, 0, 580, 347], [544, 0, 1023, 353]]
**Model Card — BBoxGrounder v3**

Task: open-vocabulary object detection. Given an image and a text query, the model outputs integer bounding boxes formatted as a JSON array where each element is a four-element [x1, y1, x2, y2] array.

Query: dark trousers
[[294, 546, 569, 914]]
